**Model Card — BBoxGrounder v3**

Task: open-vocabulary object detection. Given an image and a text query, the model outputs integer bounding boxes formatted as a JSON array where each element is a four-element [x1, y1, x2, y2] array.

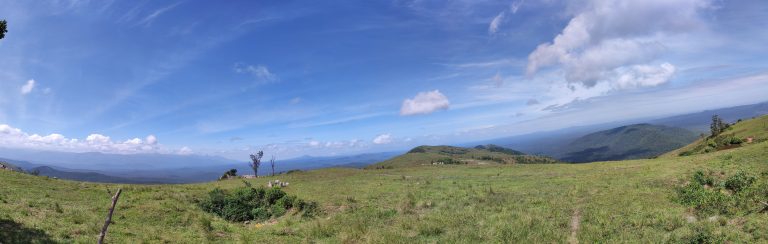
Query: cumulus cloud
[[146, 134, 158, 145], [0, 124, 163, 154], [234, 63, 278, 83], [20, 79, 35, 95], [526, 0, 712, 88], [372, 133, 393, 144], [400, 90, 450, 116]]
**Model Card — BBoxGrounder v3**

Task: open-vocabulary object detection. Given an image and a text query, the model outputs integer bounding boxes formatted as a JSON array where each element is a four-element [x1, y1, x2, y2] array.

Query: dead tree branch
[[98, 188, 122, 244]]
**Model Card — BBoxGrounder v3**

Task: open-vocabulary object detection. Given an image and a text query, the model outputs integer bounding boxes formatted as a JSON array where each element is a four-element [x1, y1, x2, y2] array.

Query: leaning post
[[98, 188, 122, 244]]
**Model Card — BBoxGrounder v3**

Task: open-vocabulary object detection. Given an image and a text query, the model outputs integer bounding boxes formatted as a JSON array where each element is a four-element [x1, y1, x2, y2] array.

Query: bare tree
[[270, 155, 276, 176], [249, 151, 264, 177]]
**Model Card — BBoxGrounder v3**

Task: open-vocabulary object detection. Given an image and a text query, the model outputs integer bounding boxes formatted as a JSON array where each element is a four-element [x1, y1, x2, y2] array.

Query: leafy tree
[[219, 168, 237, 180], [0, 20, 6, 40], [249, 151, 264, 176], [710, 115, 728, 137]]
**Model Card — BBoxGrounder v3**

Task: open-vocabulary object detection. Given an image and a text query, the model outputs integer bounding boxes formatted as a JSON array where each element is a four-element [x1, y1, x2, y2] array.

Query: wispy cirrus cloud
[[138, 2, 182, 27], [234, 63, 279, 84]]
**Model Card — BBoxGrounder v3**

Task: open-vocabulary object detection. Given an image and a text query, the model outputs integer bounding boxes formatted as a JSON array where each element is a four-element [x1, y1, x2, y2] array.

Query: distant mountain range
[[481, 101, 768, 161], [649, 101, 768, 132], [557, 124, 698, 163], [0, 149, 400, 184], [1, 101, 766, 183]]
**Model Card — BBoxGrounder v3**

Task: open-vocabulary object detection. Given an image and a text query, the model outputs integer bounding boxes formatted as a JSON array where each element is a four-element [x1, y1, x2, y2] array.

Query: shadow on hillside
[[0, 218, 57, 244]]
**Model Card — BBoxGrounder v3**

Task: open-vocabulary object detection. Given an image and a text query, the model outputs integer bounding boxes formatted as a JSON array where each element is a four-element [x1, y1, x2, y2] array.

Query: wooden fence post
[[98, 188, 122, 244]]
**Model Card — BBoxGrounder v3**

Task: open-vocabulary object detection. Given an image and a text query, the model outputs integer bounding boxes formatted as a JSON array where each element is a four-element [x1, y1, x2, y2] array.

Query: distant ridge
[[368, 144, 558, 169], [559, 124, 697, 163]]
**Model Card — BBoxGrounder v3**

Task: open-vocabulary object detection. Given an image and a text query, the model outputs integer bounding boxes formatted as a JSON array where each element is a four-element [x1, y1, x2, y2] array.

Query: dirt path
[[568, 208, 581, 244]]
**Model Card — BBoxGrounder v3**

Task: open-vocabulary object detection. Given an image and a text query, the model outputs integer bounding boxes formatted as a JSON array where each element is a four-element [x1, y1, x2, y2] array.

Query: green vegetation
[[672, 114, 768, 156], [369, 144, 559, 169], [474, 144, 525, 155], [0, 20, 7, 40], [559, 124, 698, 162], [219, 169, 238, 180], [2, 117, 768, 242], [198, 184, 318, 222], [0, 161, 23, 173]]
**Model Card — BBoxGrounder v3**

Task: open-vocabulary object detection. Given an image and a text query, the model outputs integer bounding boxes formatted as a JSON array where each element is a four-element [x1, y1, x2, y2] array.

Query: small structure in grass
[[267, 179, 289, 188]]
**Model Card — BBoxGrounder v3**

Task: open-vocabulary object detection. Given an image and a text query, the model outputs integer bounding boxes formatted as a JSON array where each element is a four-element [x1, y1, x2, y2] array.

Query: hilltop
[[559, 124, 697, 163], [666, 114, 768, 157], [366, 144, 558, 169], [0, 161, 23, 172]]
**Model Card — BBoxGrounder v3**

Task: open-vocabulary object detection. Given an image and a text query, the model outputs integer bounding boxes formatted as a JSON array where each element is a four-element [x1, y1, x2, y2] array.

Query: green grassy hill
[[559, 124, 698, 162], [366, 144, 558, 169], [1, 124, 768, 242], [0, 161, 23, 173], [666, 114, 768, 157]]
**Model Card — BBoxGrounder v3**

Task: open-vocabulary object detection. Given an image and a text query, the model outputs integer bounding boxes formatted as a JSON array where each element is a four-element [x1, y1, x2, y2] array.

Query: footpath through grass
[[1, 142, 767, 243]]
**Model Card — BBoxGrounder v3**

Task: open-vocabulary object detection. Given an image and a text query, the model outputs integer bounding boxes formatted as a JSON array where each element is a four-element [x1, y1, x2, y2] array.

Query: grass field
[[1, 139, 767, 243]]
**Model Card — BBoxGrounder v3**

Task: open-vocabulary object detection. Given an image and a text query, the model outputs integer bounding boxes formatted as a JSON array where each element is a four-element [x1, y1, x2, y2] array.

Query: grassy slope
[[560, 124, 698, 162], [367, 145, 558, 169], [663, 114, 768, 157], [1, 141, 767, 242]]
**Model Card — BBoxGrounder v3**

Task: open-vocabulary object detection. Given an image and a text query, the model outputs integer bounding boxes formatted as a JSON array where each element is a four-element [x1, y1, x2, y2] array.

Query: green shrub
[[723, 171, 755, 193], [198, 186, 319, 222], [692, 170, 714, 186], [676, 182, 731, 215]]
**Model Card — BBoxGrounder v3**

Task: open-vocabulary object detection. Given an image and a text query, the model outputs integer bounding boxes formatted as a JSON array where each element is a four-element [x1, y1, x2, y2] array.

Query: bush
[[724, 171, 755, 193], [677, 169, 765, 216], [676, 182, 731, 215], [198, 186, 319, 222], [692, 170, 714, 186]]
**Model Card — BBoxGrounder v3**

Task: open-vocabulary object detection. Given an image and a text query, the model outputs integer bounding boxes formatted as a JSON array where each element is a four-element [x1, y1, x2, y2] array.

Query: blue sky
[[1, 0, 767, 160]]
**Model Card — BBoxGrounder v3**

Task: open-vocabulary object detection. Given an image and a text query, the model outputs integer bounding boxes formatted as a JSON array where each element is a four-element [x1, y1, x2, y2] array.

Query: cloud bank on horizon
[[0, 0, 767, 160]]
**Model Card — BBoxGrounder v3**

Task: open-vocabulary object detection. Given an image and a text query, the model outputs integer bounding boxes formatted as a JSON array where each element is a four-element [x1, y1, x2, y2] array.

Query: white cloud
[[510, 0, 524, 14], [613, 62, 676, 89], [146, 134, 158, 145], [488, 12, 505, 35], [86, 134, 111, 145], [400, 90, 450, 116], [20, 79, 35, 95], [178, 146, 193, 155], [372, 133, 393, 144], [526, 0, 711, 87], [139, 2, 182, 26], [307, 139, 365, 148], [0, 124, 164, 154], [308, 140, 321, 147], [234, 63, 278, 83]]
